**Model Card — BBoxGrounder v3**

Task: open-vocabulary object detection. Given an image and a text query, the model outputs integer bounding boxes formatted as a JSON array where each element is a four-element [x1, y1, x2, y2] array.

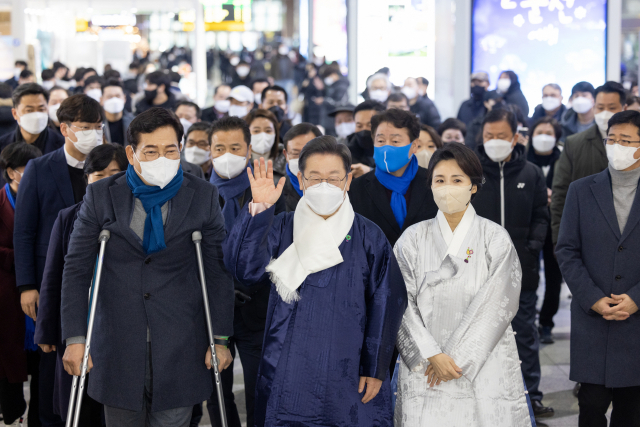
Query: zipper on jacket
[[500, 162, 505, 228]]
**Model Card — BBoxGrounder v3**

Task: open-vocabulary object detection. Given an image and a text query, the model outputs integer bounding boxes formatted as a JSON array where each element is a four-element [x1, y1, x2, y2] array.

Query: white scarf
[[265, 194, 355, 303], [436, 204, 476, 260]]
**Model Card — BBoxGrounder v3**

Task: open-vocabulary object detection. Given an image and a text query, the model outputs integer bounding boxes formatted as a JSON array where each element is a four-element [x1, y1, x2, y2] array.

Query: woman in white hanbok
[[394, 143, 533, 427]]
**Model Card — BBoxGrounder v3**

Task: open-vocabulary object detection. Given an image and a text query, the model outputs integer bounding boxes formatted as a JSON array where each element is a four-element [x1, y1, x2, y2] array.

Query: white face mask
[[497, 78, 511, 93], [236, 66, 250, 78], [69, 127, 103, 154], [133, 151, 181, 189], [595, 110, 615, 135], [184, 146, 211, 166], [179, 118, 193, 134], [215, 99, 230, 113], [229, 105, 248, 118], [532, 134, 556, 153], [432, 184, 473, 214], [278, 46, 289, 55], [542, 96, 561, 112], [213, 152, 248, 179], [42, 81, 55, 91], [251, 132, 276, 155], [401, 86, 417, 100], [288, 158, 299, 175], [369, 89, 389, 103], [230, 57, 240, 66], [19, 112, 49, 135], [303, 182, 346, 216], [254, 93, 262, 105], [103, 97, 125, 114], [335, 122, 356, 139], [48, 104, 61, 124], [14, 68, 21, 79], [572, 96, 593, 114], [86, 88, 102, 102], [415, 150, 432, 169], [606, 143, 640, 171], [324, 76, 335, 86], [483, 139, 514, 162]]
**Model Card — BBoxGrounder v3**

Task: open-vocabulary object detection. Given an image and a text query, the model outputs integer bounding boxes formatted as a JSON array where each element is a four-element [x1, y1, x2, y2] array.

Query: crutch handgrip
[[99, 230, 111, 242], [192, 231, 202, 242]]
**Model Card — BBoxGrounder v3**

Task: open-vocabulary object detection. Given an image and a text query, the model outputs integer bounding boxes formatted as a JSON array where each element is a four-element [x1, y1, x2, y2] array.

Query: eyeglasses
[[303, 175, 347, 186], [69, 124, 104, 136], [136, 149, 181, 162], [603, 138, 640, 147]]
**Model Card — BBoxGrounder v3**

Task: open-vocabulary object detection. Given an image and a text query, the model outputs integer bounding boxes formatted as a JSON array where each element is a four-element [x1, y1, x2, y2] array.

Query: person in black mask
[[347, 100, 385, 178], [134, 71, 177, 115], [457, 71, 490, 127], [259, 85, 292, 139]]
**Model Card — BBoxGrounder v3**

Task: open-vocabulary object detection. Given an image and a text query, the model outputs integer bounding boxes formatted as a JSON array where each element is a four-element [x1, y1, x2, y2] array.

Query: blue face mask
[[373, 144, 413, 173]]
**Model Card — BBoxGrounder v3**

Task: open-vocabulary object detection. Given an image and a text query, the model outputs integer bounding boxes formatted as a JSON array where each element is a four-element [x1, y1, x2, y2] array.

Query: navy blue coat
[[34, 202, 82, 417], [60, 172, 235, 412], [14, 147, 75, 290], [556, 169, 640, 388]]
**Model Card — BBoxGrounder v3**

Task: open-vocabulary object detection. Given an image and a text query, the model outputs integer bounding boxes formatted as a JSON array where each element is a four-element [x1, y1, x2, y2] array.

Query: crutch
[[66, 229, 110, 427], [192, 231, 229, 427]]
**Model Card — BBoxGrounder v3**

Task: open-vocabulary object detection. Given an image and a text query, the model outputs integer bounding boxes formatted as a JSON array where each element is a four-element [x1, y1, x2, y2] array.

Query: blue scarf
[[286, 164, 303, 197], [5, 184, 37, 351], [126, 164, 183, 255], [374, 155, 418, 229], [210, 166, 252, 232]]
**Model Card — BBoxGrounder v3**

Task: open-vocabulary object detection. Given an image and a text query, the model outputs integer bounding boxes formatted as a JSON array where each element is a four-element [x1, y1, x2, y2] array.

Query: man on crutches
[[59, 108, 235, 427]]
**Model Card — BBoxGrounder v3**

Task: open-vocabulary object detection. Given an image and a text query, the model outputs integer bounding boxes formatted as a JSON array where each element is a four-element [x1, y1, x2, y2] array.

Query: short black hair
[[571, 81, 595, 98], [530, 116, 562, 142], [208, 116, 251, 146], [354, 100, 386, 116], [626, 95, 640, 107], [417, 77, 429, 86], [387, 92, 409, 105], [49, 86, 69, 97], [420, 124, 443, 149], [15, 60, 28, 68], [146, 71, 171, 95], [185, 121, 213, 142], [72, 68, 86, 81], [57, 94, 104, 124], [127, 107, 183, 151], [606, 110, 640, 137], [595, 81, 626, 106], [438, 118, 467, 137], [19, 70, 33, 80], [214, 84, 231, 96], [505, 104, 526, 126], [426, 142, 484, 200], [81, 68, 97, 79], [0, 142, 42, 183], [84, 144, 128, 176], [482, 108, 517, 135], [12, 83, 49, 107], [283, 123, 322, 151], [262, 85, 288, 103], [41, 69, 55, 81], [103, 69, 121, 80], [169, 71, 181, 84], [84, 75, 103, 88], [371, 108, 421, 141], [102, 79, 124, 92], [298, 135, 352, 176], [175, 101, 202, 119], [0, 83, 12, 99], [251, 78, 269, 91]]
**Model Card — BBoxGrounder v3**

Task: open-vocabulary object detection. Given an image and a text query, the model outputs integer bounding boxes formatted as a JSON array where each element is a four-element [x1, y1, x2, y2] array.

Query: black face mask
[[471, 85, 485, 99], [144, 89, 157, 103], [269, 105, 285, 123], [354, 130, 373, 152]]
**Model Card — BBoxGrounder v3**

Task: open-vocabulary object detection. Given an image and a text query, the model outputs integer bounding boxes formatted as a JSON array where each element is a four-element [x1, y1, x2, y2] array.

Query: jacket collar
[[477, 143, 527, 177], [49, 147, 75, 207], [590, 169, 622, 240]]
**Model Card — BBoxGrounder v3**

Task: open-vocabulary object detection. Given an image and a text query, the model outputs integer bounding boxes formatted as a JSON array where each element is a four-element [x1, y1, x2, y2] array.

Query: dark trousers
[[39, 350, 64, 426], [539, 226, 563, 328], [578, 383, 640, 427], [512, 290, 543, 402], [0, 350, 41, 426], [207, 313, 264, 427]]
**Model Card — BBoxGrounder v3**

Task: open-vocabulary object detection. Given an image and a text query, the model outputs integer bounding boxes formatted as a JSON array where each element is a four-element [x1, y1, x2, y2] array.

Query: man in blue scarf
[[349, 108, 439, 376], [208, 116, 285, 427], [282, 123, 322, 212], [60, 108, 235, 426]]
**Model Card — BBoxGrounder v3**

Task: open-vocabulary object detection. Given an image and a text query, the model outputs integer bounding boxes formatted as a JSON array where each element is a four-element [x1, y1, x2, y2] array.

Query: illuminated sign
[[91, 14, 137, 27], [180, 0, 251, 31]]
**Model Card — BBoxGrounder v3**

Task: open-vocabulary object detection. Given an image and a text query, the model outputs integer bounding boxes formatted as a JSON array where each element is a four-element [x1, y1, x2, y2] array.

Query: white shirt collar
[[437, 205, 476, 259], [64, 144, 85, 169]]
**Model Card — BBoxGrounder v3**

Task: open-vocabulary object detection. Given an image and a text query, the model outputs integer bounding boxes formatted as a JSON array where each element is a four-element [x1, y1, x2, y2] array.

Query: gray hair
[[543, 83, 562, 94], [367, 73, 391, 90]]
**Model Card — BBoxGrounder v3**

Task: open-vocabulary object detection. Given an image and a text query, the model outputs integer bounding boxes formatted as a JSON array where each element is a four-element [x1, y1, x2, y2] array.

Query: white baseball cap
[[228, 85, 254, 104]]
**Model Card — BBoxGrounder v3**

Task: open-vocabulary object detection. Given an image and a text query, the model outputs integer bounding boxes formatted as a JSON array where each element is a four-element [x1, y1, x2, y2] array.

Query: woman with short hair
[[394, 143, 533, 426]]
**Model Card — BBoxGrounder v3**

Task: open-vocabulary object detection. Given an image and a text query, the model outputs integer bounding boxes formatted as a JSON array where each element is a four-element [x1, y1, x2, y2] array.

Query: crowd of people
[[0, 47, 638, 427]]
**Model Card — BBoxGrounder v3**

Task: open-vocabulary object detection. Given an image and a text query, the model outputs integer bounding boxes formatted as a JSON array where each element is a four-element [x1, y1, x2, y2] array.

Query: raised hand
[[247, 157, 285, 205]]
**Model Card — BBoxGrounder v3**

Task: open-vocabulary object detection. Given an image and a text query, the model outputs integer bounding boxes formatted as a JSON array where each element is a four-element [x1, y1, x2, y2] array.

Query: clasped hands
[[592, 294, 638, 321], [425, 353, 462, 388]]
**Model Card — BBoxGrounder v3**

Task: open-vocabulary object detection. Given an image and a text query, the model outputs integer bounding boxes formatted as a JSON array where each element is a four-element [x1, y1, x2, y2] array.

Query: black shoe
[[532, 400, 555, 418], [539, 326, 555, 344]]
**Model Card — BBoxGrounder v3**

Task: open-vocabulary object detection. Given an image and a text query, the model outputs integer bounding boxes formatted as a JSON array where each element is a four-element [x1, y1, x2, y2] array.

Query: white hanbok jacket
[[394, 206, 532, 427]]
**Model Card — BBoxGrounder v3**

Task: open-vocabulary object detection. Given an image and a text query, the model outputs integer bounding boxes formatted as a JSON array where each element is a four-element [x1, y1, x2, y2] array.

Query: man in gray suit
[[60, 107, 235, 426]]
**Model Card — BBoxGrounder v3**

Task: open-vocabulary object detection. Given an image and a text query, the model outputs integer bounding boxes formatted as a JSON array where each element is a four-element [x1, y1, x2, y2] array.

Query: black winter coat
[[410, 96, 441, 128], [457, 98, 486, 127], [0, 105, 16, 138], [472, 143, 549, 291], [346, 131, 376, 168]]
